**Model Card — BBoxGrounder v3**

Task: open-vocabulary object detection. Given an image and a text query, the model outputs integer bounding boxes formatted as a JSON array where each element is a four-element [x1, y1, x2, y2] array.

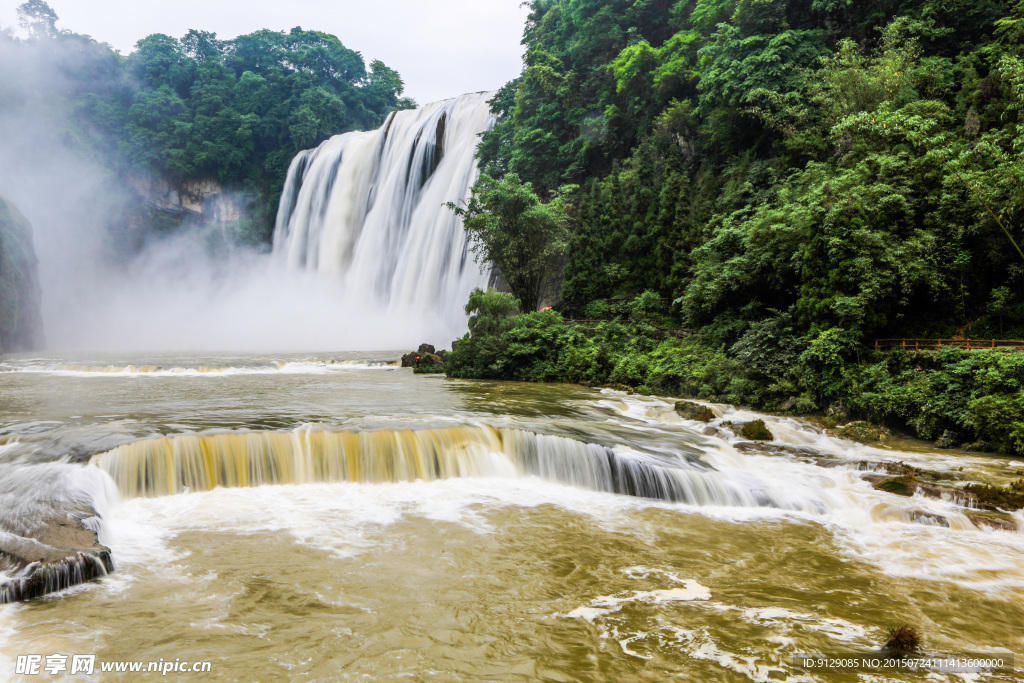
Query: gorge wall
[[0, 196, 44, 352]]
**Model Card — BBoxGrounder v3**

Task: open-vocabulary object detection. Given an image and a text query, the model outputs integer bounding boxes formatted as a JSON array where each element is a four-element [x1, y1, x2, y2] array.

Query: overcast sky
[[0, 0, 530, 103]]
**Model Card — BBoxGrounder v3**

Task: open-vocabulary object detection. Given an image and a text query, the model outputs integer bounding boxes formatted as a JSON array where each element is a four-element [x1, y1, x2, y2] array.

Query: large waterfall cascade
[[272, 92, 496, 329]]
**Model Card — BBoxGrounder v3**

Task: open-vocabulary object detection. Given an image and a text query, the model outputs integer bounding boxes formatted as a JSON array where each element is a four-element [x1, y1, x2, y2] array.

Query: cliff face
[[127, 175, 247, 228], [0, 196, 45, 353]]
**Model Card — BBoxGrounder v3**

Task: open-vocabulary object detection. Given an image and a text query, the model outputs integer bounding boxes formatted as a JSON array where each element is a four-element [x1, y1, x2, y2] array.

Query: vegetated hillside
[[482, 0, 1024, 344], [0, 196, 44, 352], [0, 1, 414, 246], [449, 0, 1024, 454]]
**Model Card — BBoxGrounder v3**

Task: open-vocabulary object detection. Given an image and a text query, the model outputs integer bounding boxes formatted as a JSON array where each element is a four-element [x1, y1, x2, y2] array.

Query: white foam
[[10, 359, 400, 378], [595, 392, 1024, 593]]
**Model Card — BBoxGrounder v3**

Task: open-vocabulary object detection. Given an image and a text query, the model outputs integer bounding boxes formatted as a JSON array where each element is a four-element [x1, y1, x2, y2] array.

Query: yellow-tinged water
[[0, 352, 1022, 681]]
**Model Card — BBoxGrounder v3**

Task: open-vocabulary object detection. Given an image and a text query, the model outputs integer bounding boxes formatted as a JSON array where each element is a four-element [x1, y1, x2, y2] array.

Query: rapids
[[0, 351, 1022, 681]]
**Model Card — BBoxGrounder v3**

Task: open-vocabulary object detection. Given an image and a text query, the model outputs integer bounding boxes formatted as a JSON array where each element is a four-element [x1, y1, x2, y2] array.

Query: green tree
[[17, 0, 58, 39], [448, 174, 576, 312]]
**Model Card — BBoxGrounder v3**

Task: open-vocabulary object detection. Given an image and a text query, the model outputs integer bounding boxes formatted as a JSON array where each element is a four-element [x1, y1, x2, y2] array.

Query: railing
[[563, 318, 697, 338], [874, 339, 1024, 351]]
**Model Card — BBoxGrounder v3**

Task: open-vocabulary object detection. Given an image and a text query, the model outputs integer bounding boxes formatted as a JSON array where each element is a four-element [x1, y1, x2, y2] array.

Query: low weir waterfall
[[272, 92, 495, 330]]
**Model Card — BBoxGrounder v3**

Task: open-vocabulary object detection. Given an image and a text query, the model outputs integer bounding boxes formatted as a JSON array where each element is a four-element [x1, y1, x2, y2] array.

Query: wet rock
[[674, 400, 715, 422], [733, 441, 815, 458], [968, 513, 1018, 532], [866, 474, 977, 507], [873, 476, 916, 496], [935, 430, 959, 449], [737, 419, 773, 441], [962, 480, 1024, 511], [0, 464, 116, 604], [909, 511, 950, 527], [701, 426, 719, 437], [839, 421, 890, 444], [404, 347, 448, 372], [826, 401, 849, 420]]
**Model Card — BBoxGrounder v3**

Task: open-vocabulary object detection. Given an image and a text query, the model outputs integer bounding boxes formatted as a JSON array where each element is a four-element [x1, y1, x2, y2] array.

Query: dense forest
[[0, 0, 412, 243], [448, 0, 1024, 454]]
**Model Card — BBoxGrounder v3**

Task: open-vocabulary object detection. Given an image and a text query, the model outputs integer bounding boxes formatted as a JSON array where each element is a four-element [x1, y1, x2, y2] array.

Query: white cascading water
[[272, 92, 495, 333]]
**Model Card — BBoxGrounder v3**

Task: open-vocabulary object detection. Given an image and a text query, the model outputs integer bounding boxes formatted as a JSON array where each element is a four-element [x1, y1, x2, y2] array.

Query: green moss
[[674, 400, 715, 422], [876, 477, 915, 496], [962, 479, 1024, 511], [738, 420, 773, 441]]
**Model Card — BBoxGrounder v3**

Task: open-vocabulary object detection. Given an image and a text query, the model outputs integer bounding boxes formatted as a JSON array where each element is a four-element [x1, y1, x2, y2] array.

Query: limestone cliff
[[0, 196, 44, 353]]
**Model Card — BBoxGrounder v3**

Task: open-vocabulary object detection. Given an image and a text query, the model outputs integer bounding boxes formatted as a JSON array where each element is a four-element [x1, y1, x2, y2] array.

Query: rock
[[839, 421, 890, 444], [826, 401, 849, 420], [0, 467, 114, 604], [420, 352, 442, 366], [867, 474, 978, 507], [417, 343, 436, 356], [969, 513, 1018, 532], [674, 400, 715, 422], [737, 419, 773, 441], [0, 196, 45, 353], [701, 426, 719, 437], [874, 476, 915, 496], [935, 430, 958, 449], [401, 352, 418, 368]]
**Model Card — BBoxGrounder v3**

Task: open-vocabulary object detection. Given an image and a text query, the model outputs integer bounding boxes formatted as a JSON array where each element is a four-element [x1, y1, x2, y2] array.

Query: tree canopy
[[1, 1, 414, 243], [448, 174, 576, 312]]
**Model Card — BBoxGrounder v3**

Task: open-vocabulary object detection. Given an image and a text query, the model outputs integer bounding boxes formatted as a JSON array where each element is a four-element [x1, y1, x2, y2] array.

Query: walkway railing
[[874, 339, 1024, 351]]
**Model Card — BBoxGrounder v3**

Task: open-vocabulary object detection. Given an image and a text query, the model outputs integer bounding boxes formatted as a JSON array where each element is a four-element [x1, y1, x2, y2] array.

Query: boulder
[[839, 421, 890, 443], [401, 352, 418, 368], [674, 400, 715, 422], [969, 513, 1018, 532], [0, 466, 114, 604], [417, 343, 436, 356], [935, 430, 958, 449], [737, 419, 773, 441]]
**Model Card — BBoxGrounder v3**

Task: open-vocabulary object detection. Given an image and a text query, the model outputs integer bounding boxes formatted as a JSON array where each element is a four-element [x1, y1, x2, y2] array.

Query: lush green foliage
[[1, 2, 412, 242], [447, 175, 576, 312], [455, 0, 1024, 453], [448, 291, 1024, 454], [482, 0, 1024, 342]]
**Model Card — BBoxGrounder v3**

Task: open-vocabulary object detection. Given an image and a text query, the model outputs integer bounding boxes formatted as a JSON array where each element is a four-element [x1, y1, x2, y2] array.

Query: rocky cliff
[[0, 196, 44, 353]]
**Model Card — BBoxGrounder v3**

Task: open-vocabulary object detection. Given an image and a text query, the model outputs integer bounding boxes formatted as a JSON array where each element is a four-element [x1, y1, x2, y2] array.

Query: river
[[0, 352, 1021, 681]]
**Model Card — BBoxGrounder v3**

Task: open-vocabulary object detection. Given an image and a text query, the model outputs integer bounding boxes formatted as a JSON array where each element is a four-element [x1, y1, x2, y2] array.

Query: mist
[[0, 30, 479, 354]]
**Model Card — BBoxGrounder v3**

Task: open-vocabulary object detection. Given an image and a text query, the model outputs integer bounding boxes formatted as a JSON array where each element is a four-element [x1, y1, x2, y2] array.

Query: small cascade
[[272, 93, 496, 332], [0, 549, 113, 604], [0, 463, 116, 604], [89, 426, 792, 508]]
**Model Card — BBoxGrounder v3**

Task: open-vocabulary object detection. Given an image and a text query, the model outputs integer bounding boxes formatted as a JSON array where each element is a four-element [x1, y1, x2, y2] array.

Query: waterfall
[[272, 93, 496, 331], [89, 426, 801, 509]]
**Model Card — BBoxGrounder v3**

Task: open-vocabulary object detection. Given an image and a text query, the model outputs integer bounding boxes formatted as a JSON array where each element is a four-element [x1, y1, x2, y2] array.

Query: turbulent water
[[273, 92, 495, 332], [0, 352, 1022, 681]]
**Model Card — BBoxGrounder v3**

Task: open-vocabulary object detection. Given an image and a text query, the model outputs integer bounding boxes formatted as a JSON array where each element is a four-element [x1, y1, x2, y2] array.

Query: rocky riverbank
[[0, 466, 113, 604]]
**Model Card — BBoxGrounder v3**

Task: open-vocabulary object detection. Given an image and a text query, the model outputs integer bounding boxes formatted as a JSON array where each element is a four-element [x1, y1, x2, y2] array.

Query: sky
[[0, 0, 530, 104]]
